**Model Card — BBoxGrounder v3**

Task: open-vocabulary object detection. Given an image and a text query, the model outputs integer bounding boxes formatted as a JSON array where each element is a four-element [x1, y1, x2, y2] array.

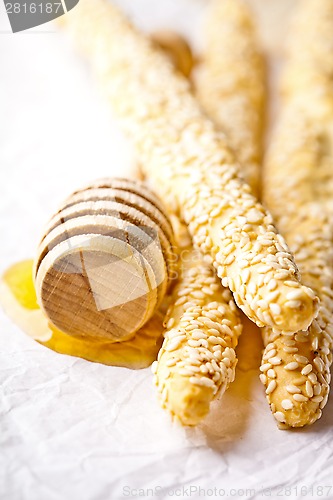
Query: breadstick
[[61, 0, 318, 335], [151, 217, 242, 425], [150, 30, 194, 78], [195, 0, 264, 196], [260, 0, 333, 427]]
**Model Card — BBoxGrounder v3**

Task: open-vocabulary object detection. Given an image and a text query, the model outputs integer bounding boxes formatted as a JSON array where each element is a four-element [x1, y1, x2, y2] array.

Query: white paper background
[[1, 1, 333, 499]]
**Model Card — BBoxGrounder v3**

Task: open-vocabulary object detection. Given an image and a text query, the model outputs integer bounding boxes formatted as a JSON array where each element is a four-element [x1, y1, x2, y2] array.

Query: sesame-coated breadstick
[[260, 0, 333, 428], [195, 0, 264, 196], [61, 0, 318, 335], [152, 218, 242, 425]]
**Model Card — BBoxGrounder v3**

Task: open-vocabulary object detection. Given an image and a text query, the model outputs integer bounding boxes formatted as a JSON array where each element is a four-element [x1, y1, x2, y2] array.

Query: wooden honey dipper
[[34, 178, 176, 342]]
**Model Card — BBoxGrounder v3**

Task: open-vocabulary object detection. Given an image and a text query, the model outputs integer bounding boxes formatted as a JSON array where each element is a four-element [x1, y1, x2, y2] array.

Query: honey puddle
[[0, 260, 163, 368]]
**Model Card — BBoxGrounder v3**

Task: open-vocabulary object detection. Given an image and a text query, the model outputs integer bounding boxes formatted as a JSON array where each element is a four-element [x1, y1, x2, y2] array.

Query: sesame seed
[[269, 303, 281, 316], [260, 363, 272, 372], [179, 368, 195, 376], [308, 373, 317, 384], [191, 330, 208, 340], [247, 209, 263, 223], [220, 324, 233, 336], [312, 395, 324, 403], [257, 265, 271, 274], [283, 346, 299, 353], [241, 269, 251, 283], [293, 394, 308, 402], [267, 369, 276, 379], [286, 290, 305, 300], [198, 339, 209, 349], [285, 300, 302, 309], [196, 214, 209, 224], [314, 357, 324, 372], [269, 357, 282, 366], [186, 357, 202, 366], [294, 355, 309, 365], [161, 387, 168, 403], [188, 339, 201, 348], [281, 399, 294, 410], [165, 338, 185, 352], [286, 385, 301, 394], [274, 411, 286, 423], [284, 280, 299, 288], [224, 254, 235, 265], [184, 363, 201, 373], [259, 374, 267, 385], [305, 381, 314, 398], [293, 376, 307, 386], [222, 357, 231, 367], [205, 311, 221, 321], [266, 380, 277, 394], [263, 349, 276, 360], [284, 362, 299, 371], [151, 361, 158, 374], [304, 287, 317, 301], [267, 279, 278, 291], [189, 376, 215, 388], [205, 362, 214, 373], [311, 320, 322, 334], [295, 333, 309, 343], [208, 329, 222, 337], [211, 359, 220, 372], [165, 358, 177, 367], [301, 364, 313, 375], [175, 296, 187, 306], [191, 290, 206, 300], [313, 383, 322, 396], [312, 337, 319, 350], [320, 394, 329, 409], [283, 339, 296, 346], [166, 318, 175, 329]]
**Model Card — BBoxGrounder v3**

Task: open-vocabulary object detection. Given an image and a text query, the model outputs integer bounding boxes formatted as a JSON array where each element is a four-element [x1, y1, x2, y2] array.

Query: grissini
[[60, 0, 318, 336], [150, 30, 194, 79], [152, 217, 242, 425], [260, 0, 333, 427], [195, 0, 264, 196]]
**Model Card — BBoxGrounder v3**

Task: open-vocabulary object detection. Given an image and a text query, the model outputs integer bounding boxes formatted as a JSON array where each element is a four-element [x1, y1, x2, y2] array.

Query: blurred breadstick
[[60, 0, 318, 335], [150, 30, 194, 78], [195, 0, 264, 195], [152, 218, 242, 425], [260, 0, 333, 428]]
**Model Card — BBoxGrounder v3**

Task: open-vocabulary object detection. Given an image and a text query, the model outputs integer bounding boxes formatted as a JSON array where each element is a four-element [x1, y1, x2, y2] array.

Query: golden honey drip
[[3, 260, 39, 310], [1, 260, 164, 369]]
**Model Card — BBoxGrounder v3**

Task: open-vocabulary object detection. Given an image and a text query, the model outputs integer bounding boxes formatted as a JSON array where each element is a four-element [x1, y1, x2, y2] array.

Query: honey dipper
[[34, 178, 176, 342]]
